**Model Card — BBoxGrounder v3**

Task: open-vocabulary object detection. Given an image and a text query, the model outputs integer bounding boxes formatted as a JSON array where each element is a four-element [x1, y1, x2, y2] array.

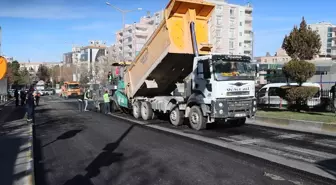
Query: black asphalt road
[[34, 96, 334, 185]]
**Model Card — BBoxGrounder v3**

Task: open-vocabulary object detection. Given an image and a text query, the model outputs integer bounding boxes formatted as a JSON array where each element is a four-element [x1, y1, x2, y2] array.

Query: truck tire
[[141, 101, 154, 120], [169, 107, 184, 126], [189, 106, 207, 130], [230, 118, 246, 126], [132, 101, 141, 119]]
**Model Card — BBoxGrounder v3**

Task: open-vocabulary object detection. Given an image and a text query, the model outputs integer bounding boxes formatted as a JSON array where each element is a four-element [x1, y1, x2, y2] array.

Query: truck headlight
[[219, 110, 224, 114], [219, 102, 223, 107], [253, 101, 256, 105], [253, 107, 256, 112]]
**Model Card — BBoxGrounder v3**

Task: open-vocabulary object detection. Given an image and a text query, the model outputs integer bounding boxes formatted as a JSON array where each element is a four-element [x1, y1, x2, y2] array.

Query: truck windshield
[[68, 84, 79, 89], [213, 60, 255, 81]]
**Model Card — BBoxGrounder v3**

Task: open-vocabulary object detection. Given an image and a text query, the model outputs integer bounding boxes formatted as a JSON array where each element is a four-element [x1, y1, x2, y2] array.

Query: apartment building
[[332, 27, 336, 59], [78, 41, 107, 72], [309, 22, 335, 57], [112, 11, 164, 62], [206, 0, 253, 57]]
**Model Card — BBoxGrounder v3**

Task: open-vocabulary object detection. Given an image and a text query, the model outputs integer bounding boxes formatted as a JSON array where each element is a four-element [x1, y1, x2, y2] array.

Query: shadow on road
[[4, 106, 26, 123], [0, 136, 24, 185], [63, 124, 135, 185], [33, 125, 53, 185], [316, 158, 336, 179], [42, 129, 83, 148]]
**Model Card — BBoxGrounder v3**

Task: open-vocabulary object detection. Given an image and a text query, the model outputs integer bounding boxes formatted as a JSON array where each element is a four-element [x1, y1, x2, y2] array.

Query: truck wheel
[[132, 101, 141, 119], [189, 106, 207, 130], [230, 118, 246, 126], [169, 107, 184, 126], [141, 101, 153, 120]]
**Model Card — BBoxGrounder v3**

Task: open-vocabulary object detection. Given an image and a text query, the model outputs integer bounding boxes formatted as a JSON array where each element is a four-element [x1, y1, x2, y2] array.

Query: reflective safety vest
[[103, 93, 110, 103]]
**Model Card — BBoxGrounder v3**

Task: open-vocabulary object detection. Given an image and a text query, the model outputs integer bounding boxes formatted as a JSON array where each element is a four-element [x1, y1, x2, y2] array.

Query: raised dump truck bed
[[125, 0, 214, 98]]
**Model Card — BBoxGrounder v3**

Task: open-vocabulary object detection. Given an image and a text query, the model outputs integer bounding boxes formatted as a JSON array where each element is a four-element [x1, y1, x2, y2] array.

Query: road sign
[[0, 56, 7, 80]]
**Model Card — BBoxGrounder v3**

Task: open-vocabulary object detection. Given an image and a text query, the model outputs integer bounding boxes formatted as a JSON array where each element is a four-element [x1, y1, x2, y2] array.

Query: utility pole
[[105, 2, 142, 79]]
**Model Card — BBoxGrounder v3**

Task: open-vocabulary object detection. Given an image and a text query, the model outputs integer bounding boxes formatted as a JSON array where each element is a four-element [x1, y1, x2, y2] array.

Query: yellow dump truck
[[115, 0, 258, 130]]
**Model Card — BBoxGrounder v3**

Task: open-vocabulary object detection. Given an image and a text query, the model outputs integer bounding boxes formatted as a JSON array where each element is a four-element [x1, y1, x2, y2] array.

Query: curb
[[251, 116, 336, 136], [29, 123, 35, 185]]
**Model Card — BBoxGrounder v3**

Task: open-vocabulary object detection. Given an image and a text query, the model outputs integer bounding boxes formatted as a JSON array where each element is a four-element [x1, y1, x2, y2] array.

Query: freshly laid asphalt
[[33, 96, 336, 185]]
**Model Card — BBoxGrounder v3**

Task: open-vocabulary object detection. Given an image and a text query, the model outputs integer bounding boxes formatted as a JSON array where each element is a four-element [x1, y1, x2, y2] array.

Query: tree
[[282, 60, 316, 86], [280, 17, 321, 111], [37, 64, 50, 81], [282, 17, 321, 60], [6, 62, 14, 85], [18, 67, 30, 85], [80, 74, 90, 84]]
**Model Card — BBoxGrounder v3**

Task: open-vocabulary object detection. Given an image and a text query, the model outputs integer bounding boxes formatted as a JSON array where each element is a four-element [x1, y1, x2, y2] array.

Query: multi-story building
[[19, 62, 61, 73], [331, 27, 336, 59], [79, 40, 107, 74], [206, 0, 253, 57], [309, 22, 335, 57], [255, 48, 291, 64], [112, 11, 164, 62]]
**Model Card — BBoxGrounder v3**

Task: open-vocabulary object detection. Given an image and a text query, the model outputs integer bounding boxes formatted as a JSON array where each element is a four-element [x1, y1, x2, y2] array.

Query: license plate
[[234, 113, 246, 117]]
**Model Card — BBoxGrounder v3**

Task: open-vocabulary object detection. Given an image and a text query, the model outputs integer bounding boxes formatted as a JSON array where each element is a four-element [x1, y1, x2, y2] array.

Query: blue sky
[[0, 0, 336, 62]]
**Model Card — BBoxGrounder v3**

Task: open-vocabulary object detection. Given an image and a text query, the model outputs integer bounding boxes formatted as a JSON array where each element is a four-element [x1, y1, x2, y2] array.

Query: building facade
[[112, 11, 164, 62], [309, 22, 335, 57], [206, 0, 253, 57], [255, 48, 291, 64], [332, 27, 336, 59], [19, 62, 61, 72]]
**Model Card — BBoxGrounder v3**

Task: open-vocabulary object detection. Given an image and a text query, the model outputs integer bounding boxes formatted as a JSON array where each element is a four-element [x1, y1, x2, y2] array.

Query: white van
[[257, 82, 321, 107]]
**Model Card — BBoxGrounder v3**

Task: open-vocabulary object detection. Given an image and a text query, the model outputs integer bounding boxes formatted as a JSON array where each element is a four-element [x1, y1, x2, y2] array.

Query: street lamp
[[105, 2, 142, 64]]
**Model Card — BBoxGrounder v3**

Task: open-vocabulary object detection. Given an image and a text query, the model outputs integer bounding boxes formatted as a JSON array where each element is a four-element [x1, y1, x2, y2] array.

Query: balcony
[[244, 34, 252, 41], [244, 45, 252, 51], [135, 23, 148, 30], [245, 24, 252, 31], [135, 30, 148, 37], [245, 15, 253, 22]]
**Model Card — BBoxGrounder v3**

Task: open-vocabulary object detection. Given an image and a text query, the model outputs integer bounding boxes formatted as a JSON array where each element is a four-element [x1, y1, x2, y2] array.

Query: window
[[328, 33, 332, 37], [230, 29, 235, 38], [217, 16, 222, 25], [230, 20, 235, 26], [240, 22, 242, 26], [216, 29, 221, 37], [239, 42, 242, 46], [328, 27, 333, 32], [268, 87, 279, 96], [239, 32, 242, 36], [216, 5, 222, 10], [229, 41, 234, 49], [230, 8, 234, 16], [258, 88, 266, 97]]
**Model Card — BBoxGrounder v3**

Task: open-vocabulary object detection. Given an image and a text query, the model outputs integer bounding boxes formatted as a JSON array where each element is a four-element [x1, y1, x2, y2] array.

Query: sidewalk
[[0, 102, 34, 185]]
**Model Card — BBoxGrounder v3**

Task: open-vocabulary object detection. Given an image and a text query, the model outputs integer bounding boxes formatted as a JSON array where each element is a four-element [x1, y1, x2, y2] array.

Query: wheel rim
[[133, 105, 139, 116], [170, 110, 177, 121], [142, 105, 148, 116], [191, 112, 199, 125]]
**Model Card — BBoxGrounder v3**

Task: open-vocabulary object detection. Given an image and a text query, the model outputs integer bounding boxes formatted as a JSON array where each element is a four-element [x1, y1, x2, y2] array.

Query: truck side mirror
[[255, 64, 259, 73], [203, 60, 211, 79]]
